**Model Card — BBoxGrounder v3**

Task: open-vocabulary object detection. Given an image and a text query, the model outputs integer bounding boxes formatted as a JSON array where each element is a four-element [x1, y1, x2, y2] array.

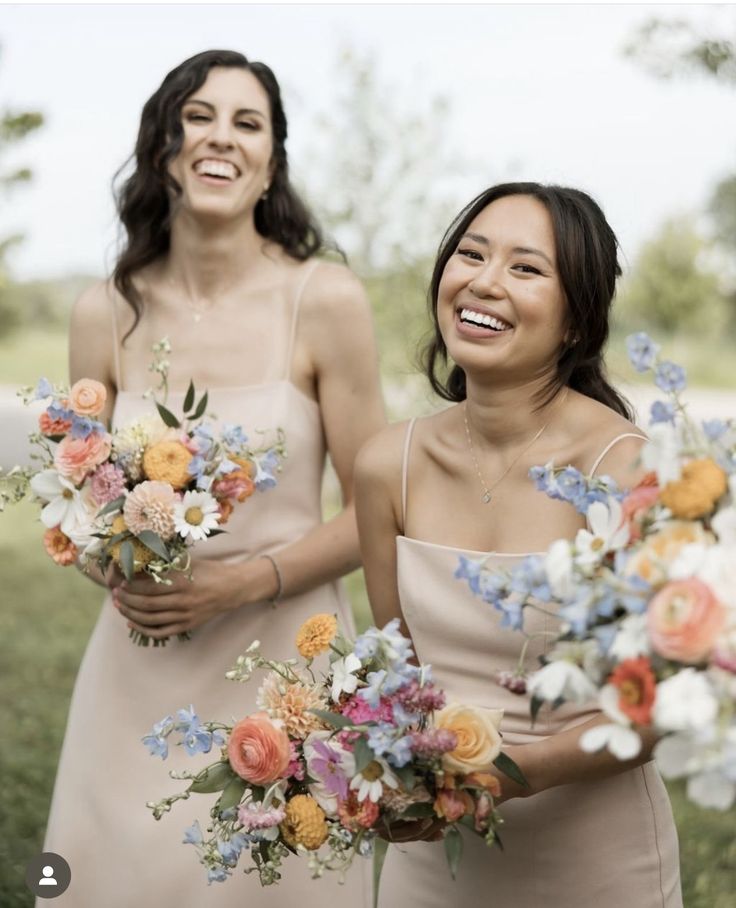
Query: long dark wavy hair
[[421, 182, 633, 419], [112, 49, 324, 336]]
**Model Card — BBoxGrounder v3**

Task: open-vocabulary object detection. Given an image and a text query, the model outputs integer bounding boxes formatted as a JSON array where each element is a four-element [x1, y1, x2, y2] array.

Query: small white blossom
[[527, 661, 597, 704], [545, 539, 575, 598], [330, 653, 362, 702], [640, 423, 682, 486], [653, 669, 719, 733], [580, 722, 642, 761], [609, 614, 651, 661], [575, 498, 630, 569]]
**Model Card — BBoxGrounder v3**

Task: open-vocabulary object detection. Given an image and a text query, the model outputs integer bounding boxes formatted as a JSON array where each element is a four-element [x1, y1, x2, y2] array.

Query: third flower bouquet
[[144, 615, 522, 893], [457, 333, 736, 810]]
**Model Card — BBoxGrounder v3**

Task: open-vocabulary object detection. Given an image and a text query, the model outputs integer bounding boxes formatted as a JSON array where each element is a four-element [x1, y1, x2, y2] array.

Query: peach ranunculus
[[435, 703, 503, 775], [69, 378, 107, 417], [43, 526, 78, 565], [54, 432, 112, 485], [621, 473, 660, 542], [212, 456, 255, 503], [647, 578, 725, 664], [434, 787, 474, 822], [625, 520, 712, 587], [660, 458, 728, 520], [227, 712, 291, 784]]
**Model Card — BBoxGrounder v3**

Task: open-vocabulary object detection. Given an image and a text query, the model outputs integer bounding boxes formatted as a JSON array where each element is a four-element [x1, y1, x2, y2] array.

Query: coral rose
[[435, 703, 503, 774], [465, 771, 502, 798], [69, 378, 107, 417], [621, 473, 660, 542], [647, 578, 725, 664], [625, 520, 712, 587], [54, 432, 111, 484], [43, 526, 78, 566], [212, 456, 255, 503], [660, 458, 727, 520], [142, 441, 193, 489], [434, 787, 474, 822], [227, 712, 291, 784], [280, 795, 328, 850], [296, 613, 338, 659]]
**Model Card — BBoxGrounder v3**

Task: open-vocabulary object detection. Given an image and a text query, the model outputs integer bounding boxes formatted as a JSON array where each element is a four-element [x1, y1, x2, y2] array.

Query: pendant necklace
[[463, 389, 568, 504]]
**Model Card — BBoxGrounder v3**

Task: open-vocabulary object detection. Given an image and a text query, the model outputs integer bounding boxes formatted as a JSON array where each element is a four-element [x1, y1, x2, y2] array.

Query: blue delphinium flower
[[183, 821, 203, 845], [353, 630, 381, 661], [455, 555, 482, 595], [384, 734, 414, 768], [559, 591, 595, 636], [555, 466, 587, 505], [47, 401, 74, 422], [222, 423, 248, 449], [359, 669, 387, 708], [592, 623, 618, 654], [142, 714, 175, 759], [529, 463, 562, 499], [175, 705, 223, 756], [253, 450, 279, 490], [34, 377, 54, 400], [391, 701, 420, 728], [650, 400, 676, 425], [69, 415, 106, 439], [207, 868, 229, 884], [509, 555, 551, 603], [654, 361, 686, 394], [703, 419, 728, 442], [366, 724, 395, 757], [626, 332, 660, 373], [217, 838, 243, 866], [497, 597, 524, 631], [193, 424, 215, 455]]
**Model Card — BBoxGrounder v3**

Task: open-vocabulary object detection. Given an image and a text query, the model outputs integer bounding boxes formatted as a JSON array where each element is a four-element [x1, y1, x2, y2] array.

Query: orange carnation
[[296, 614, 337, 659], [142, 441, 193, 489], [608, 657, 656, 725], [39, 411, 72, 436], [660, 458, 727, 520], [43, 526, 78, 566], [212, 456, 255, 503]]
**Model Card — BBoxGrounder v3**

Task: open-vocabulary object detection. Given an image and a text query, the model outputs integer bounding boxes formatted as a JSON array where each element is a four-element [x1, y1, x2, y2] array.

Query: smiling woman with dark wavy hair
[[39, 50, 382, 907]]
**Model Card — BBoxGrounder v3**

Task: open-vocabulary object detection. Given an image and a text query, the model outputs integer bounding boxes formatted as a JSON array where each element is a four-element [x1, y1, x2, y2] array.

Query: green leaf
[[372, 836, 389, 908], [493, 751, 529, 789], [205, 528, 227, 537], [119, 540, 135, 581], [103, 531, 130, 550], [216, 776, 247, 813], [183, 380, 195, 414], [188, 761, 236, 794], [401, 802, 435, 819], [530, 695, 544, 726], [393, 764, 416, 792], [136, 530, 171, 562], [191, 391, 209, 420], [156, 402, 181, 429], [97, 495, 126, 518], [443, 825, 463, 880], [309, 709, 356, 729], [352, 736, 374, 774]]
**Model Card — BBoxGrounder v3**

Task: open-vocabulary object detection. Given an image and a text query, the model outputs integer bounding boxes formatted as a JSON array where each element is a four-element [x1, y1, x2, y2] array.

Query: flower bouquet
[[457, 332, 736, 810], [0, 339, 285, 645], [144, 614, 522, 897]]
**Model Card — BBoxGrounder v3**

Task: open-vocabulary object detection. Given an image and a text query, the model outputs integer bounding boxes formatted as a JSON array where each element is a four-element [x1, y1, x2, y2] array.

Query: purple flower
[[310, 739, 349, 799], [409, 728, 458, 758]]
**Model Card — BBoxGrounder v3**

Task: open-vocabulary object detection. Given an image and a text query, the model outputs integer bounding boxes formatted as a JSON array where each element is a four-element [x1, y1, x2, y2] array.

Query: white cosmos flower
[[349, 756, 399, 803], [609, 614, 651, 661], [30, 469, 95, 537], [527, 660, 597, 704], [545, 539, 575, 598], [654, 733, 700, 779], [580, 723, 642, 761], [653, 669, 719, 734], [687, 771, 736, 811], [640, 423, 682, 486], [330, 653, 362, 702], [574, 498, 630, 569], [173, 490, 220, 542]]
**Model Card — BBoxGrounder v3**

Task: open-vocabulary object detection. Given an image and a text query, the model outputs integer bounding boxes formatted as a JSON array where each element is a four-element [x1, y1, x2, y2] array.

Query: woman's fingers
[[114, 588, 177, 612], [117, 605, 186, 628]]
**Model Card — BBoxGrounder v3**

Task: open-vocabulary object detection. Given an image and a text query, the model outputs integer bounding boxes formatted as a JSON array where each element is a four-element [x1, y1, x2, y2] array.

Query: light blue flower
[[703, 419, 728, 442], [353, 629, 381, 660], [559, 593, 595, 636], [34, 377, 54, 400], [217, 838, 243, 866], [142, 714, 174, 759], [216, 457, 239, 476], [496, 597, 524, 631], [478, 571, 510, 608], [593, 623, 618, 653], [654, 361, 686, 394], [222, 423, 248, 449], [626, 332, 660, 373], [391, 701, 420, 728], [454, 555, 482, 595], [207, 867, 229, 884], [70, 415, 106, 439], [183, 821, 203, 845], [366, 724, 395, 757], [358, 669, 387, 708], [529, 463, 562, 499], [193, 425, 215, 454], [650, 400, 676, 425], [47, 401, 73, 422], [252, 454, 278, 490], [556, 466, 587, 503], [385, 735, 414, 768], [187, 455, 209, 479]]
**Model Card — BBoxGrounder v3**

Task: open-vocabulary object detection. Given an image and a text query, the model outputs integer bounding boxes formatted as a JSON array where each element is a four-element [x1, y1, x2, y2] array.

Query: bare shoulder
[[69, 280, 126, 389], [70, 279, 115, 333], [300, 259, 371, 324], [355, 420, 413, 491], [573, 393, 647, 486]]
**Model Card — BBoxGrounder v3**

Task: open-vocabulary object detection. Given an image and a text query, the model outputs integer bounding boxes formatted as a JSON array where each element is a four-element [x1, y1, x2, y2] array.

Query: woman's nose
[[206, 117, 235, 150], [468, 264, 505, 299]]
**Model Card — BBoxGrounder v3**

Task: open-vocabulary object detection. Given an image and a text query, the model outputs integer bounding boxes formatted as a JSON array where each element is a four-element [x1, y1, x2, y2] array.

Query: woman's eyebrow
[[184, 99, 266, 118]]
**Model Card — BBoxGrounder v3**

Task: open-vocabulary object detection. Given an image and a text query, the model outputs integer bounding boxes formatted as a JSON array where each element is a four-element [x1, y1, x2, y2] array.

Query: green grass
[[1, 503, 734, 905], [0, 329, 69, 386]]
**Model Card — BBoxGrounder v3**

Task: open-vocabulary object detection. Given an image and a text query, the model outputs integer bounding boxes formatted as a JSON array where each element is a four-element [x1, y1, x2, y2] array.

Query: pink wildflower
[[394, 679, 446, 713], [338, 695, 394, 746], [287, 741, 306, 781], [495, 670, 528, 695], [409, 728, 458, 759], [237, 800, 286, 832]]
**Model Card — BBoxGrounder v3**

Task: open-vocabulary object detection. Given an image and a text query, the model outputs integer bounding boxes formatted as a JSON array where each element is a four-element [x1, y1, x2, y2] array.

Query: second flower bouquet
[[144, 615, 523, 896]]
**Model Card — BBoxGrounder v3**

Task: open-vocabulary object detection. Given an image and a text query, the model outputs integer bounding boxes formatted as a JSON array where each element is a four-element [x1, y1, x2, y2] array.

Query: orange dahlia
[[280, 795, 328, 850], [295, 613, 337, 659], [142, 441, 193, 490]]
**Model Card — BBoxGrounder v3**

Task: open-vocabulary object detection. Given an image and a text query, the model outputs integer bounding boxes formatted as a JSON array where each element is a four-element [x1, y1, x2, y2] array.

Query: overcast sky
[[1, 3, 734, 280]]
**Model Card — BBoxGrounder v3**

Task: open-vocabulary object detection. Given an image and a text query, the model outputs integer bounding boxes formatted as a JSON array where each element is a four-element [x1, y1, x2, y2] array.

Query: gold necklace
[[463, 390, 567, 504]]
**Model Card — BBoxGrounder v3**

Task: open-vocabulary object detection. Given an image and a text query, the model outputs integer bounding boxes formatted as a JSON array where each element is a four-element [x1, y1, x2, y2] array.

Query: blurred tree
[[0, 46, 44, 335], [300, 47, 487, 406], [616, 217, 729, 336]]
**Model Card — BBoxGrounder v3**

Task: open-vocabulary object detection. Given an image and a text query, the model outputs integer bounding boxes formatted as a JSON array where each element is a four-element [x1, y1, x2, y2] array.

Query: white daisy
[[173, 490, 220, 542], [349, 756, 399, 803]]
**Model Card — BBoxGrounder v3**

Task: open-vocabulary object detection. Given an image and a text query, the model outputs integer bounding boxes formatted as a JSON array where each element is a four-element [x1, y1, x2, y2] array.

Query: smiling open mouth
[[458, 307, 512, 332], [193, 159, 239, 181]]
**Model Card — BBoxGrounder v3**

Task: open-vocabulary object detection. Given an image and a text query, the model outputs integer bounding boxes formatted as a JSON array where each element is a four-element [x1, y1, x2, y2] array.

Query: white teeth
[[460, 307, 510, 331], [194, 159, 238, 180]]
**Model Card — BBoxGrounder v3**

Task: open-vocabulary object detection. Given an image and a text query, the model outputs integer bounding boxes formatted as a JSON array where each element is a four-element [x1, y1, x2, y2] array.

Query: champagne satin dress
[[378, 418, 682, 908], [40, 263, 371, 907]]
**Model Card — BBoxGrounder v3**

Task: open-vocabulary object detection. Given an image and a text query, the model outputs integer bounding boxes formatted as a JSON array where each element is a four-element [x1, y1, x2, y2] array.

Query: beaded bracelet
[[261, 554, 283, 606]]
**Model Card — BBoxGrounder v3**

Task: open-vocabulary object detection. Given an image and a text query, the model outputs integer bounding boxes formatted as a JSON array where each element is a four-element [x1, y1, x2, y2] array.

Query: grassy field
[[1, 502, 734, 905]]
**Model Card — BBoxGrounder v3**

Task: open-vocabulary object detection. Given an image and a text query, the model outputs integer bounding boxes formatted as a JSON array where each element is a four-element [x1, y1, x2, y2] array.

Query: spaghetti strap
[[401, 418, 418, 531], [109, 290, 123, 392], [284, 259, 321, 381], [589, 432, 647, 477]]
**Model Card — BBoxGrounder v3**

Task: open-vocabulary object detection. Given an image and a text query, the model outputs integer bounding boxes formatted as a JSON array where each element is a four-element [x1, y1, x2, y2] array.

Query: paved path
[[2, 382, 735, 471]]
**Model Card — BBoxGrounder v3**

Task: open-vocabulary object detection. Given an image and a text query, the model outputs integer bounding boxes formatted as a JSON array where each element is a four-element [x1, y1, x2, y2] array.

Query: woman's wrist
[[232, 555, 283, 607]]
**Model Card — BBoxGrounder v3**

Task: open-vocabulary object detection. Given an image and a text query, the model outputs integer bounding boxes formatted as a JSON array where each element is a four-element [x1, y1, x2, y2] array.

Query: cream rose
[[435, 703, 503, 774]]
